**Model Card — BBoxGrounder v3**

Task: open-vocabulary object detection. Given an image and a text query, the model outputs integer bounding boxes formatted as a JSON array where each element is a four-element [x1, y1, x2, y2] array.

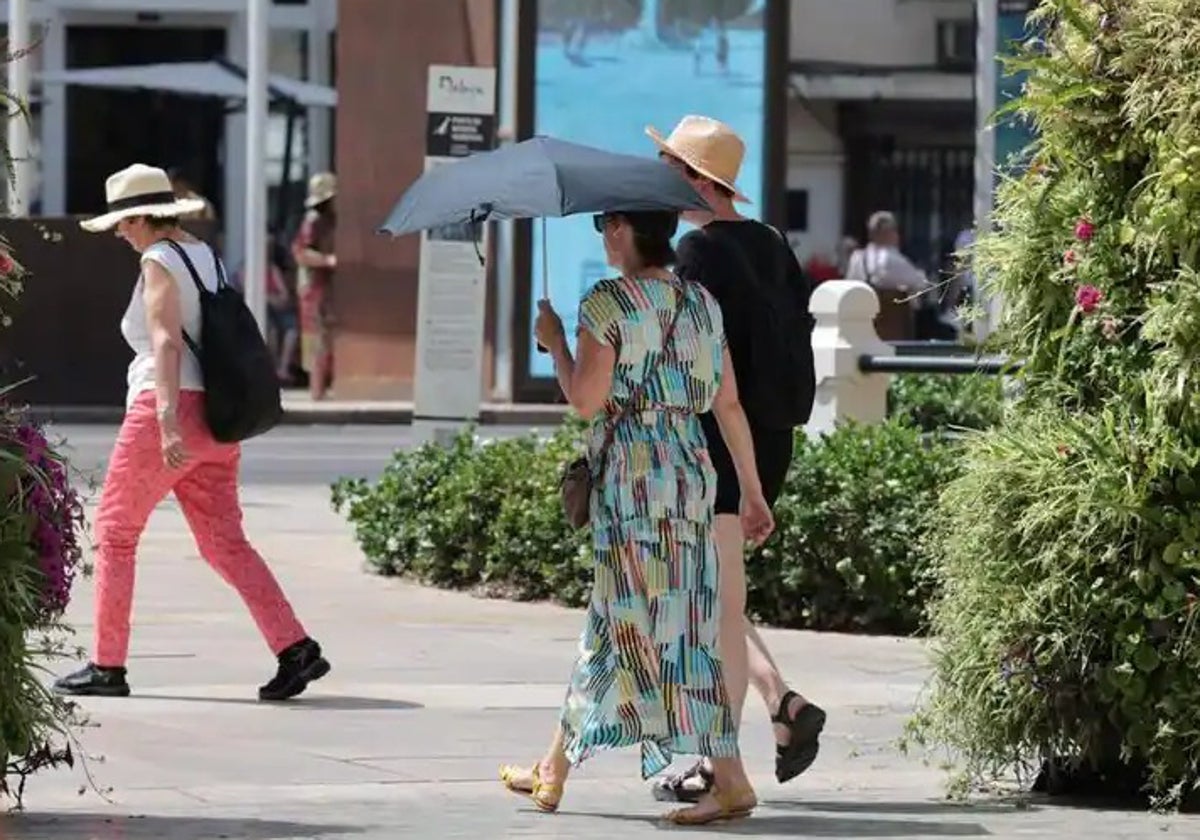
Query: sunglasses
[[592, 214, 609, 234]]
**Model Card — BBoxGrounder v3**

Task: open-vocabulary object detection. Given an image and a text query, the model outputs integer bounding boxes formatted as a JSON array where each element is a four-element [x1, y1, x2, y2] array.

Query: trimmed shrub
[[888, 373, 1006, 432], [334, 417, 958, 635], [748, 420, 961, 635]]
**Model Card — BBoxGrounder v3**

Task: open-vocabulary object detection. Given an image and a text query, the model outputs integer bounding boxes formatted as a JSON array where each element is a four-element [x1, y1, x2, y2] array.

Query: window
[[936, 19, 975, 71], [786, 190, 809, 233]]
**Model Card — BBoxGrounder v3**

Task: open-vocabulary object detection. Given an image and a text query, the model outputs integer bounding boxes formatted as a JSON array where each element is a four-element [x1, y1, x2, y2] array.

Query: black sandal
[[773, 691, 827, 784], [650, 760, 715, 803]]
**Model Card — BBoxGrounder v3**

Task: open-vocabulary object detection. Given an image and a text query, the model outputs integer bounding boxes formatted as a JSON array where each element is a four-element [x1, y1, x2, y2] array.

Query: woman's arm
[[141, 259, 186, 426], [711, 347, 764, 501], [291, 219, 336, 270], [293, 243, 336, 270], [549, 330, 615, 420]]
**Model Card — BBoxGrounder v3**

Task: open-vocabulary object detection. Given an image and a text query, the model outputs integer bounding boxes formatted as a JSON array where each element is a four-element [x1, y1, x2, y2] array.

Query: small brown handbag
[[559, 288, 685, 529]]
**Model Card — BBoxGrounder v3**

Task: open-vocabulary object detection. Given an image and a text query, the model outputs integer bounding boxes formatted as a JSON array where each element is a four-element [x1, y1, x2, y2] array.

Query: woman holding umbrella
[[499, 209, 774, 826]]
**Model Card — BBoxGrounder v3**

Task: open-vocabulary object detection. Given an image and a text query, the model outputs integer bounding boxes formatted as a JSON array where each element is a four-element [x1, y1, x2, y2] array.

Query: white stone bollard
[[805, 280, 895, 438]]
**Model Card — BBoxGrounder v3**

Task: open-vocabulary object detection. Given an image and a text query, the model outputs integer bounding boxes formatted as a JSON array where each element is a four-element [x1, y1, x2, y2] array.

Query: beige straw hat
[[80, 164, 207, 232], [645, 115, 749, 203], [305, 172, 337, 209]]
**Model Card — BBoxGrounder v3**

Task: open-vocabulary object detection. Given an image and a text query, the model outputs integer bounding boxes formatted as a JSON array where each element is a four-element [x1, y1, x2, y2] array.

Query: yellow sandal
[[663, 786, 756, 826], [499, 763, 563, 813]]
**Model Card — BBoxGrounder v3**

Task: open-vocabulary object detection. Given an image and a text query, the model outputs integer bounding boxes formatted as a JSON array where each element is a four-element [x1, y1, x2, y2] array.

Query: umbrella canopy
[[38, 60, 337, 109], [379, 136, 710, 237]]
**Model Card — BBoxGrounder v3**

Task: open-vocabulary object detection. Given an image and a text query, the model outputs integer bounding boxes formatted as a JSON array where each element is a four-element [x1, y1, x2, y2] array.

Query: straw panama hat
[[305, 172, 337, 209], [80, 163, 207, 232], [645, 115, 750, 203]]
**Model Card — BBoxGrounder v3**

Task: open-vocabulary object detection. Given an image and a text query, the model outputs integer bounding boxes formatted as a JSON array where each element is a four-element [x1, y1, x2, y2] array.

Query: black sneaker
[[53, 663, 131, 697], [258, 637, 330, 701]]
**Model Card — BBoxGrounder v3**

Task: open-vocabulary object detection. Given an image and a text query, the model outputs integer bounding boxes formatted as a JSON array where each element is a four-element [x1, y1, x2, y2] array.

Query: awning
[[789, 62, 972, 102], [37, 60, 337, 109]]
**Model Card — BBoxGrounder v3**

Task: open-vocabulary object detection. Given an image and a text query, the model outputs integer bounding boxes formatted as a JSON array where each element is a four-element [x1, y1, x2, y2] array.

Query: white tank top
[[120, 239, 223, 408]]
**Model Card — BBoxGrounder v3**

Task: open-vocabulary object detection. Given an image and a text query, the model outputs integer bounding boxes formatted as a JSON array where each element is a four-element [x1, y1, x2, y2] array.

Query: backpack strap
[[160, 239, 205, 293], [158, 239, 209, 359]]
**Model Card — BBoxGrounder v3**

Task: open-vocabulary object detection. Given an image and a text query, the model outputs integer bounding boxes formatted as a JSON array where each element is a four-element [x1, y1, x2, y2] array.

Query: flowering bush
[[11, 420, 85, 616], [0, 238, 85, 807], [909, 0, 1200, 810], [0, 406, 87, 798]]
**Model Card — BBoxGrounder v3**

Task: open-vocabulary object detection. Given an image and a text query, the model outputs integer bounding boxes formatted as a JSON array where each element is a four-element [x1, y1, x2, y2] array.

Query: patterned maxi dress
[[559, 274, 738, 779]]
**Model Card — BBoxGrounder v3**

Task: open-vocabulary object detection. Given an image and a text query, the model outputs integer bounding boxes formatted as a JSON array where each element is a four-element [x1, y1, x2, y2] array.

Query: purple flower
[[5, 418, 84, 619], [1075, 218, 1095, 242]]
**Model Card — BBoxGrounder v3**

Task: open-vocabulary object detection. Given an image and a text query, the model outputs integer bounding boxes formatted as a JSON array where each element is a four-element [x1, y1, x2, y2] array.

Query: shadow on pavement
[[765, 797, 1033, 815], [136, 695, 423, 712], [566, 810, 991, 837], [5, 812, 364, 840]]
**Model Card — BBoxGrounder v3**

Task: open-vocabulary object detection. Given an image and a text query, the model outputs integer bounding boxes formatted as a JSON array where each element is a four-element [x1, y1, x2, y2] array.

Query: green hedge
[[888, 373, 1006, 433], [333, 382, 979, 634]]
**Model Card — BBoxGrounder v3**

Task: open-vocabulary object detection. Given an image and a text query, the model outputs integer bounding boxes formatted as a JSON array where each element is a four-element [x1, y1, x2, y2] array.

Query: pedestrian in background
[[292, 172, 338, 401]]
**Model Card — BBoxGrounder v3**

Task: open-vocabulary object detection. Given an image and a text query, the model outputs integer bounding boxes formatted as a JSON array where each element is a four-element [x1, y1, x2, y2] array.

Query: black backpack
[[163, 240, 283, 443], [700, 223, 816, 430]]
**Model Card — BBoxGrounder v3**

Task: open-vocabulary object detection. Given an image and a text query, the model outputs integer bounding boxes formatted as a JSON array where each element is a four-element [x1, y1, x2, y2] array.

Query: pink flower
[[1075, 284, 1103, 314], [1064, 250, 1078, 266], [1101, 316, 1120, 341], [1075, 218, 1095, 242]]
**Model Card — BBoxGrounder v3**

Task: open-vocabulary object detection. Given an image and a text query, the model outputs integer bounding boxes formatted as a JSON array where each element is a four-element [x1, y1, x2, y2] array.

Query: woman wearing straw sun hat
[[54, 163, 330, 702], [643, 115, 829, 804], [292, 172, 338, 400]]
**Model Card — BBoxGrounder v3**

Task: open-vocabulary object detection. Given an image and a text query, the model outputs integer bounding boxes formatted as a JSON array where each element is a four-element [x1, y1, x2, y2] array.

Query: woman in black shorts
[[646, 114, 828, 804]]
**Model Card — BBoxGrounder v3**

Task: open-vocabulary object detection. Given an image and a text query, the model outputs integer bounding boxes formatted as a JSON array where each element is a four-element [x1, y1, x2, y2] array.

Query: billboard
[[994, 0, 1039, 178], [526, 0, 770, 378]]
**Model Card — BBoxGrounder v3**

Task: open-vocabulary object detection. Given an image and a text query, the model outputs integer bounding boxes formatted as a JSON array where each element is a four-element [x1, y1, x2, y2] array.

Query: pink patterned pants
[[92, 391, 307, 667]]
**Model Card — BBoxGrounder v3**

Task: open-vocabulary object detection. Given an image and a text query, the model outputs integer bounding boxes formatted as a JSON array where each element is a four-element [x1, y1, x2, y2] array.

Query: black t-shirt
[[674, 220, 812, 427]]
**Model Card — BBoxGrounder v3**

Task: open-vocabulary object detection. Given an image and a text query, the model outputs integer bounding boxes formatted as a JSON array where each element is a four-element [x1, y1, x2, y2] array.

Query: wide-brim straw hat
[[305, 172, 337, 209], [80, 163, 207, 232], [645, 114, 750, 203]]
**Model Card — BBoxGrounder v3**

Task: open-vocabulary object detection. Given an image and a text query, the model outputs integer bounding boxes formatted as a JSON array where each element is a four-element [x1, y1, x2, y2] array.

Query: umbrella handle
[[536, 216, 549, 355], [540, 216, 549, 300]]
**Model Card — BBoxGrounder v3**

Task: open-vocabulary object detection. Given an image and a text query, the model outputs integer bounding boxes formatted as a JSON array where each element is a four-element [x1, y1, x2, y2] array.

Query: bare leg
[[746, 619, 810, 747], [715, 513, 750, 722]]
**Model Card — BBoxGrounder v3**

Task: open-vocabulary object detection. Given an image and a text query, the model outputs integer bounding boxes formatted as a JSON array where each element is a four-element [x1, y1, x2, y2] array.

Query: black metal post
[[858, 354, 1021, 375]]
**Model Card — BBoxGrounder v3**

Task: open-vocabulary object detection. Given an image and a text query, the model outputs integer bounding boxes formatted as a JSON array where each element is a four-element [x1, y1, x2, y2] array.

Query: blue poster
[[994, 1, 1039, 178], [528, 0, 768, 377]]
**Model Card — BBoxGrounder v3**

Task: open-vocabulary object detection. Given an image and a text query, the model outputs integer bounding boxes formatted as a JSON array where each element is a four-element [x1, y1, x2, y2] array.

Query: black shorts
[[700, 413, 794, 515]]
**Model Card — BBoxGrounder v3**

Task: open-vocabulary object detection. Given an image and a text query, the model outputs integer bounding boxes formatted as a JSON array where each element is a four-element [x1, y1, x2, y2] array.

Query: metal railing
[[860, 352, 1022, 376]]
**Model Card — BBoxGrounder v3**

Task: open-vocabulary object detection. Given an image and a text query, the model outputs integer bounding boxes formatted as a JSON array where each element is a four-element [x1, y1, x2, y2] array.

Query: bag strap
[[593, 280, 687, 477], [158, 238, 221, 360]]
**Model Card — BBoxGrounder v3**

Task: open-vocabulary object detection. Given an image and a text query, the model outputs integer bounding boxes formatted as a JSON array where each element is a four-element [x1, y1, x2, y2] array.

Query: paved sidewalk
[[7, 486, 1197, 838], [30, 391, 569, 426]]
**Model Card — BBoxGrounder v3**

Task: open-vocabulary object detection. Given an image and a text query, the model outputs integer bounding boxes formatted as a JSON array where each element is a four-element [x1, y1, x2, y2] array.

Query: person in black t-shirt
[[644, 115, 828, 804]]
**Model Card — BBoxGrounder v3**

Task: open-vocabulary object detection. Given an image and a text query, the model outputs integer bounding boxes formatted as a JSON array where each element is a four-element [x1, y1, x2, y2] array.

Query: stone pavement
[[31, 391, 569, 427], [5, 485, 1198, 839]]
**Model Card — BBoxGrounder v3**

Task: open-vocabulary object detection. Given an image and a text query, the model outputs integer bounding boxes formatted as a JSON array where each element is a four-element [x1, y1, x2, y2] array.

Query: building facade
[[785, 0, 975, 277], [4, 0, 336, 270], [6, 0, 980, 406]]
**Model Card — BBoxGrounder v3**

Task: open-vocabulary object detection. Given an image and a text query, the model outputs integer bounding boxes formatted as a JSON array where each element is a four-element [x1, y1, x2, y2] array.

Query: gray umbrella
[[379, 135, 710, 237]]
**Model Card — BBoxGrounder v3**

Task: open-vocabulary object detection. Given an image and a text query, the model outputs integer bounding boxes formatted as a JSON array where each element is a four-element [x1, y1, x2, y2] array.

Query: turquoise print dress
[[559, 275, 737, 779]]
